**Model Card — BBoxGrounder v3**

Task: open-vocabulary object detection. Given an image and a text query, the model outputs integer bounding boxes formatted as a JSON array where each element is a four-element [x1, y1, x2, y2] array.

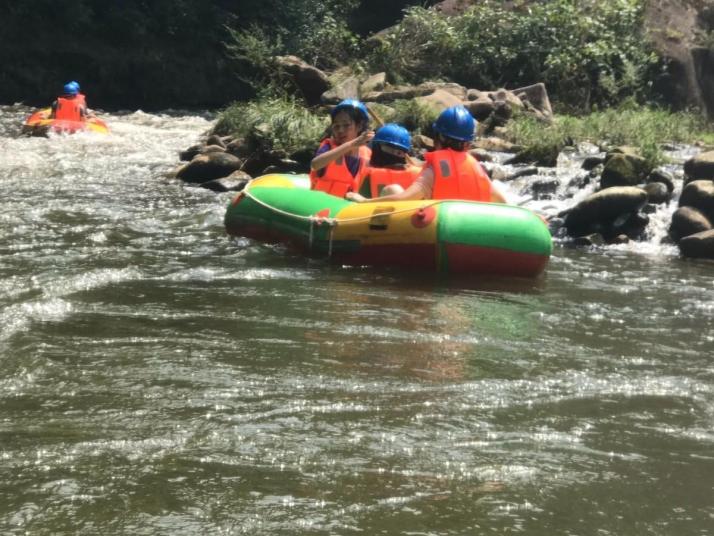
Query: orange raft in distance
[[22, 107, 109, 136]]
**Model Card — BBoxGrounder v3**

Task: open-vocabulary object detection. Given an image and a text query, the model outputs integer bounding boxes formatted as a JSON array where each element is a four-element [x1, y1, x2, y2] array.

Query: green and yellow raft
[[224, 174, 552, 277]]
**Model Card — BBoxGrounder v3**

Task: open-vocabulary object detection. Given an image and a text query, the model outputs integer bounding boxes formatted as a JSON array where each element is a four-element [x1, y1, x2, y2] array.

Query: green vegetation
[[503, 103, 714, 167], [214, 95, 327, 155], [364, 0, 658, 111]]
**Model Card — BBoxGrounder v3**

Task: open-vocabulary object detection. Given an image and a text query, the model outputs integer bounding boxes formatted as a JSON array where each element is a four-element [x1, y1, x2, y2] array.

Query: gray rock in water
[[669, 206, 712, 242], [679, 229, 714, 259], [176, 152, 243, 184], [679, 180, 714, 221], [564, 186, 647, 237]]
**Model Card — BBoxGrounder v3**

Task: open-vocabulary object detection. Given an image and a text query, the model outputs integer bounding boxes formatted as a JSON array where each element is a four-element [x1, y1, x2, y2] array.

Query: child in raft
[[309, 99, 374, 198], [355, 123, 423, 199], [347, 105, 506, 204]]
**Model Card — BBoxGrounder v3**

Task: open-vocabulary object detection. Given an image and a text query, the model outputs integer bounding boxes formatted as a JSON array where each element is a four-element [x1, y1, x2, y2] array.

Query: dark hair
[[369, 143, 407, 168], [435, 133, 470, 151]]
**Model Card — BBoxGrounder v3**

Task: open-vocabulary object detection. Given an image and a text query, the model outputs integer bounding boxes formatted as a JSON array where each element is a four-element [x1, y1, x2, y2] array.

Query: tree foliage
[[365, 0, 659, 110]]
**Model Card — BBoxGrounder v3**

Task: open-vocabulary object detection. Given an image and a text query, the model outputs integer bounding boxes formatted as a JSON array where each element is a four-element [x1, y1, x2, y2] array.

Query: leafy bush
[[365, 0, 658, 110], [382, 99, 440, 135], [213, 95, 328, 156], [224, 0, 360, 93]]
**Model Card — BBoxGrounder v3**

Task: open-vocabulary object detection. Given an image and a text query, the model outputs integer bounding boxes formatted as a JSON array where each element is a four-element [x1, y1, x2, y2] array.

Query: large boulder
[[679, 180, 714, 221], [679, 229, 714, 259], [176, 152, 244, 184], [669, 206, 712, 242], [416, 88, 465, 112], [321, 76, 361, 104], [564, 186, 648, 237], [512, 83, 553, 121], [683, 150, 714, 182], [600, 152, 649, 188], [274, 56, 331, 106]]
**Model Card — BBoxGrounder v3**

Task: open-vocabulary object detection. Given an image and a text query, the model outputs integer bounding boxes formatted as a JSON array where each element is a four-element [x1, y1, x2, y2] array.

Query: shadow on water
[[240, 240, 548, 295]]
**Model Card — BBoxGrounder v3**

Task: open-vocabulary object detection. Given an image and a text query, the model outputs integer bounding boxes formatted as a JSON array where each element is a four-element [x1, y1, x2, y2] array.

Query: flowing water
[[1, 104, 712, 535]]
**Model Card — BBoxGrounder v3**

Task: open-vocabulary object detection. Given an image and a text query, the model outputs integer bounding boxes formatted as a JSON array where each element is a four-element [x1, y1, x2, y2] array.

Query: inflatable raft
[[224, 174, 552, 277], [22, 108, 109, 136]]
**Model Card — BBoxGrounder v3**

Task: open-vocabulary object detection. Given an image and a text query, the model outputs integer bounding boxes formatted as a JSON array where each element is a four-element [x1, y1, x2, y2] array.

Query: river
[[1, 104, 712, 535]]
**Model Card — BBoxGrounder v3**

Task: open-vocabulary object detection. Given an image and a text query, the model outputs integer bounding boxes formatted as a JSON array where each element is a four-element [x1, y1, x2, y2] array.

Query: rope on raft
[[241, 187, 445, 258], [242, 188, 443, 224]]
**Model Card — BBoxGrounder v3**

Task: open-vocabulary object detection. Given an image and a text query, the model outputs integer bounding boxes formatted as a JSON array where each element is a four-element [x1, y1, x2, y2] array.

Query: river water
[[1, 104, 712, 535]]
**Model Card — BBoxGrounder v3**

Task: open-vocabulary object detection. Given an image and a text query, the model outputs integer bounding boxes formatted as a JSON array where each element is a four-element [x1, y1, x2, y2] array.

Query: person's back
[[50, 82, 87, 121], [424, 147, 492, 202]]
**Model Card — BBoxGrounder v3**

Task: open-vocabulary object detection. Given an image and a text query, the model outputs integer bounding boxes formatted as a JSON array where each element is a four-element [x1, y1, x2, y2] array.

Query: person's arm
[[310, 130, 374, 171], [347, 167, 433, 203]]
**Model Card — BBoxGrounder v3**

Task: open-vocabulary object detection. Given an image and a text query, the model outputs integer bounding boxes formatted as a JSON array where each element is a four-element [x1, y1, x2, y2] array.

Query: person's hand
[[345, 192, 366, 203], [353, 130, 374, 147]]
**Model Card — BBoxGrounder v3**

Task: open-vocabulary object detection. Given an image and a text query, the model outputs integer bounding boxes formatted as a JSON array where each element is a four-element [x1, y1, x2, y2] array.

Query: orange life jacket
[[424, 149, 492, 202], [55, 96, 83, 122], [309, 139, 371, 198], [75, 93, 87, 107], [362, 164, 422, 198]]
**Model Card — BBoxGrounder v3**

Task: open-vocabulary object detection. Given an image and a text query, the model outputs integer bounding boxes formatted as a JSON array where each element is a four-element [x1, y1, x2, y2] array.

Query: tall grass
[[213, 96, 328, 155], [504, 103, 714, 167]]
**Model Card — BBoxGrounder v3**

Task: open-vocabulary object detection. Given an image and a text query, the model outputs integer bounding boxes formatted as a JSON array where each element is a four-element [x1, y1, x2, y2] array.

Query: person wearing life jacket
[[309, 99, 374, 198], [356, 123, 422, 198], [50, 82, 87, 121], [347, 105, 505, 204]]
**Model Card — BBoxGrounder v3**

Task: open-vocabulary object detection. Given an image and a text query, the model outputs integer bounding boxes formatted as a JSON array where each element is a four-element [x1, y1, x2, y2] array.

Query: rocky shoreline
[[171, 69, 714, 261]]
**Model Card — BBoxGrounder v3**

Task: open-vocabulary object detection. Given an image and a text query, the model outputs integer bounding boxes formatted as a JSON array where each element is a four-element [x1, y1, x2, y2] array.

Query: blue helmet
[[331, 99, 370, 125], [432, 105, 476, 142], [63, 82, 78, 96], [373, 123, 411, 152], [69, 80, 81, 92]]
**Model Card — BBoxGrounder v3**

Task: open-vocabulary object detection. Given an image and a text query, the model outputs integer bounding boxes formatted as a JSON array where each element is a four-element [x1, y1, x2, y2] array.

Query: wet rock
[[678, 180, 714, 220], [530, 178, 559, 200], [564, 186, 648, 237], [600, 153, 649, 188], [647, 168, 675, 193], [179, 144, 202, 161], [508, 166, 539, 180], [613, 212, 649, 239], [506, 143, 561, 167], [669, 206, 712, 242], [679, 229, 714, 259], [582, 155, 605, 170], [205, 134, 226, 148], [643, 181, 671, 204], [226, 138, 253, 159], [200, 144, 227, 155], [176, 152, 243, 184], [610, 234, 630, 244], [200, 171, 252, 193], [573, 233, 606, 246], [683, 150, 714, 182]]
